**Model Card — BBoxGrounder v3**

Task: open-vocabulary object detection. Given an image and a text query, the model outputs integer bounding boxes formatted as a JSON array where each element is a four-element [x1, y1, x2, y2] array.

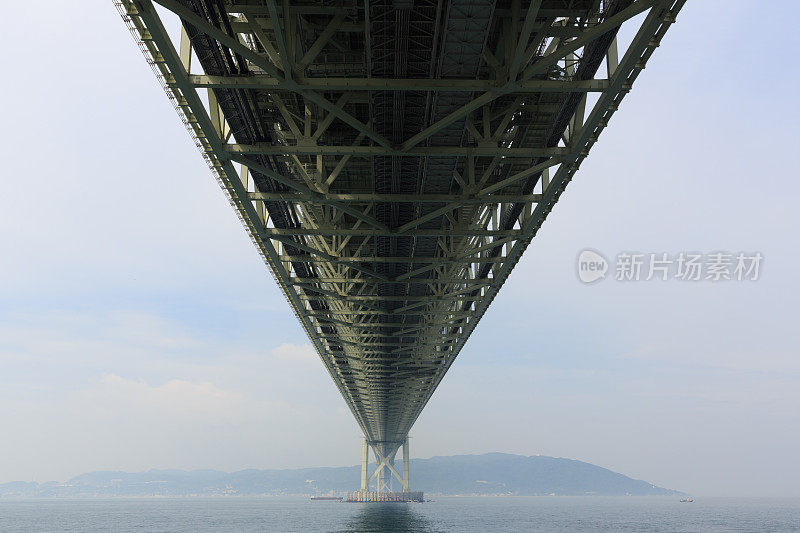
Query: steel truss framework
[[360, 435, 410, 493], [116, 0, 684, 466]]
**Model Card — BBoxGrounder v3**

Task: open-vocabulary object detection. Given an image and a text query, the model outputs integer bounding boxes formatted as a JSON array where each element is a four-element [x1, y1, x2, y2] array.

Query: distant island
[[0, 453, 682, 498]]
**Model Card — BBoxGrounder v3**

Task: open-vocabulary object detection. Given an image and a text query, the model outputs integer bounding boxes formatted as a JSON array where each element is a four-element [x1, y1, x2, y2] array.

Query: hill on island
[[0, 453, 681, 497]]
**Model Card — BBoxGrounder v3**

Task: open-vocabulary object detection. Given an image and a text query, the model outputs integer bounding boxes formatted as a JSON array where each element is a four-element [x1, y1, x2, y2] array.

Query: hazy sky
[[0, 2, 797, 497]]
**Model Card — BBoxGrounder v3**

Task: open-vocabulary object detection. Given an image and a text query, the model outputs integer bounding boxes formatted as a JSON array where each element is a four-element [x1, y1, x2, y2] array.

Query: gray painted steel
[[117, 0, 684, 469]]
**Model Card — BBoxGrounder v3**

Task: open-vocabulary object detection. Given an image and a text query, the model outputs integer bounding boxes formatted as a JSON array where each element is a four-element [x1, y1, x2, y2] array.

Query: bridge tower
[[360, 436, 410, 493]]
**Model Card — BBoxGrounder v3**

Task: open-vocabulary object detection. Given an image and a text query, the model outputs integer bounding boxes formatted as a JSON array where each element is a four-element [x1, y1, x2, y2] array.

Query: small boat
[[680, 498, 693, 503]]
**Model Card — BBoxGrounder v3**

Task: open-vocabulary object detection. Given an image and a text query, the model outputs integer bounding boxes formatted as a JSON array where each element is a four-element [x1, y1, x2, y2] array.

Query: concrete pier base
[[346, 491, 423, 503]]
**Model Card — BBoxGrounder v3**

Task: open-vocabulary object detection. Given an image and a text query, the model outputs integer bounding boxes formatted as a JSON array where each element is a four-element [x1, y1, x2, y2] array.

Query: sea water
[[0, 496, 798, 532]]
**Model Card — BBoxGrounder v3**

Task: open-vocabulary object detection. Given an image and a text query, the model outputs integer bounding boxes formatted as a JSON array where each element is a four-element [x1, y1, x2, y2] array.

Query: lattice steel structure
[[117, 0, 683, 490]]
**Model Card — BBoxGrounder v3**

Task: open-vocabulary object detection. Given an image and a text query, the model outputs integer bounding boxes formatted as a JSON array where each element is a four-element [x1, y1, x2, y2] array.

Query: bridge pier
[[360, 435, 411, 493], [403, 436, 410, 492], [360, 437, 369, 491]]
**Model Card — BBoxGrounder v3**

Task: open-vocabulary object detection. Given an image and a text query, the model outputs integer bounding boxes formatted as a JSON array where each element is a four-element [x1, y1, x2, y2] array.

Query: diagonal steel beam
[[265, 0, 292, 80], [399, 0, 656, 152], [229, 154, 391, 233], [295, 12, 345, 73], [508, 0, 542, 80], [151, 0, 391, 149], [395, 158, 561, 234]]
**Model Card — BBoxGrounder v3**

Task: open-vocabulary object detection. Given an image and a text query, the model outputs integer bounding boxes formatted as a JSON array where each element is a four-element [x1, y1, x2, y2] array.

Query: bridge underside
[[118, 0, 683, 464]]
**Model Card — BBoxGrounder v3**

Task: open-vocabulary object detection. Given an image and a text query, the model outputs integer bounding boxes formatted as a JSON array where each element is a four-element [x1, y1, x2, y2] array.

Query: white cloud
[[271, 342, 318, 362], [92, 374, 245, 414]]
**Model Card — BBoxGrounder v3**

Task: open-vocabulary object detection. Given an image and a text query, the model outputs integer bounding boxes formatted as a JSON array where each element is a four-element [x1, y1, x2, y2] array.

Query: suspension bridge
[[116, 0, 683, 497]]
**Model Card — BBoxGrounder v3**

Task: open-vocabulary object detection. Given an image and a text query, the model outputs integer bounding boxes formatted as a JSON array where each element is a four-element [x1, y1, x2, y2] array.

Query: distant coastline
[[0, 453, 683, 498]]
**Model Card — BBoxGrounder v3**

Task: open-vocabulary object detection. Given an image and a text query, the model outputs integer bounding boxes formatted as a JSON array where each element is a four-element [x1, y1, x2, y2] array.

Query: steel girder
[[116, 0, 684, 459]]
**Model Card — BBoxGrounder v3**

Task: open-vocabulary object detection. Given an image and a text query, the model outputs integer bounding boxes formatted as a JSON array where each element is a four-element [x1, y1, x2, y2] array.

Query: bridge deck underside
[[119, 0, 683, 457]]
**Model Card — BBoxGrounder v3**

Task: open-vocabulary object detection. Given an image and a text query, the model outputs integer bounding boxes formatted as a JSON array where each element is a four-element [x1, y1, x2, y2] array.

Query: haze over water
[[1, 497, 799, 532]]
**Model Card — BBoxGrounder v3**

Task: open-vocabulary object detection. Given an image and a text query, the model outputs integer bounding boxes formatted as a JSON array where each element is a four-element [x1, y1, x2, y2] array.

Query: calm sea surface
[[0, 496, 798, 532]]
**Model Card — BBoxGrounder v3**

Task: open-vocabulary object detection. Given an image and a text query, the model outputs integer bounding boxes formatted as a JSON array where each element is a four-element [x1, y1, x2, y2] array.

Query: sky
[[0, 2, 798, 498]]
